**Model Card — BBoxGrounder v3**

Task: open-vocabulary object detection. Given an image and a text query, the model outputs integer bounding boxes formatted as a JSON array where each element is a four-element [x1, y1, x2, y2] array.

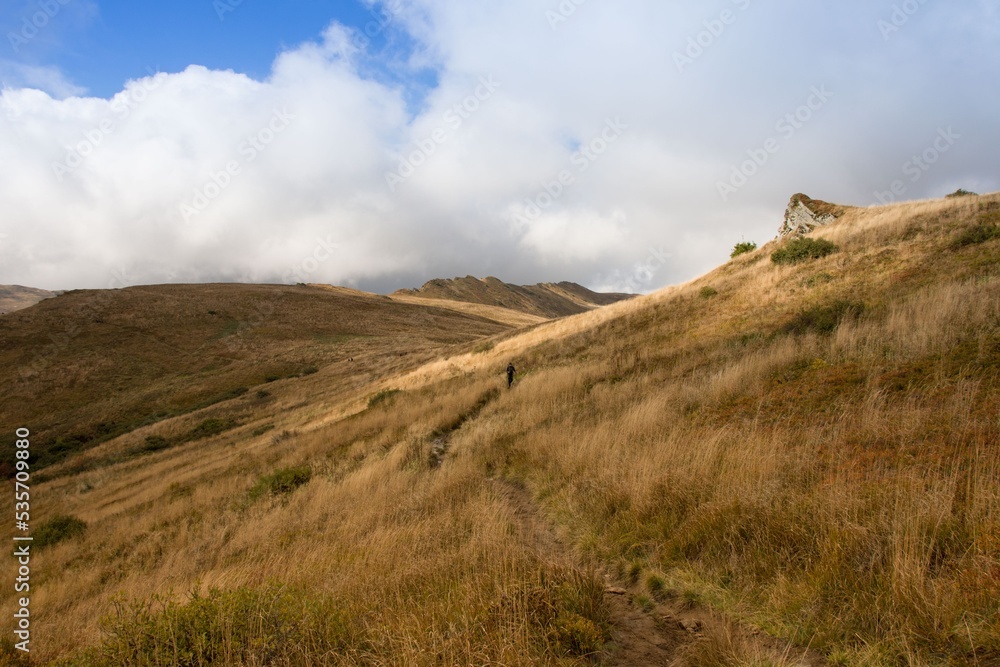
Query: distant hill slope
[[393, 276, 635, 318], [0, 284, 55, 314], [0, 283, 510, 473]]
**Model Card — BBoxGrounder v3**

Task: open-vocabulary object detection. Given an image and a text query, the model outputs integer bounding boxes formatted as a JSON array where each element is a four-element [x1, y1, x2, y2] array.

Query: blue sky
[[2, 0, 432, 98], [1, 1, 998, 292]]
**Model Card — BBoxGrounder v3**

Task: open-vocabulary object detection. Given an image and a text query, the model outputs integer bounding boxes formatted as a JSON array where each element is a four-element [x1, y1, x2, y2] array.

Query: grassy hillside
[[3, 193, 1000, 666], [393, 276, 635, 318], [0, 283, 511, 476], [0, 285, 55, 315]]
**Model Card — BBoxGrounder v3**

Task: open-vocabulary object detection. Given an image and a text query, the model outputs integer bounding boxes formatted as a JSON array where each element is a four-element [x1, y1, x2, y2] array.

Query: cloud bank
[[1, 0, 998, 293]]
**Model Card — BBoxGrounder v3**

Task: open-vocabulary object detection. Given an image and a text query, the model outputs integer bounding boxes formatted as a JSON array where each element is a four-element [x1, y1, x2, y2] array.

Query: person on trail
[[506, 362, 516, 388]]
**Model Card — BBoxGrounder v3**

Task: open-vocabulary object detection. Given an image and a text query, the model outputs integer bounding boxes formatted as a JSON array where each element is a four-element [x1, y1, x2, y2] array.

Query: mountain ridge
[[392, 275, 635, 318]]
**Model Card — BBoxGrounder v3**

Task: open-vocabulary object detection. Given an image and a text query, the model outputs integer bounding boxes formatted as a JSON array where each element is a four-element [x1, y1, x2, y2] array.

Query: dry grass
[[3, 192, 1000, 665]]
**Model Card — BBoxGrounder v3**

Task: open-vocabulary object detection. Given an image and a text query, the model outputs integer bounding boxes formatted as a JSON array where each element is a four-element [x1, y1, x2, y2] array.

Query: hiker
[[506, 362, 516, 388]]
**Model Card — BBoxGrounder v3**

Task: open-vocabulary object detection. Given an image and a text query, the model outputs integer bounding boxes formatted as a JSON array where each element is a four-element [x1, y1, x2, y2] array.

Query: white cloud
[[0, 1, 998, 293], [0, 61, 85, 98]]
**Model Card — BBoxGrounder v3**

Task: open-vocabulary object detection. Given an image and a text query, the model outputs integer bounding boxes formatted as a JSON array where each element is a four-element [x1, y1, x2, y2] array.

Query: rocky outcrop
[[778, 194, 849, 237]]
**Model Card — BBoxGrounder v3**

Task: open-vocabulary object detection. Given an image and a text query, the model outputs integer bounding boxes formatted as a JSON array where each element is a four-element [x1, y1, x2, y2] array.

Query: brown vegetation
[[2, 192, 999, 665]]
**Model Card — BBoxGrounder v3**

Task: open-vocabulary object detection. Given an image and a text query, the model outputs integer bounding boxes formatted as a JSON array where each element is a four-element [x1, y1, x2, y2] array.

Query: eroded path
[[490, 478, 826, 667]]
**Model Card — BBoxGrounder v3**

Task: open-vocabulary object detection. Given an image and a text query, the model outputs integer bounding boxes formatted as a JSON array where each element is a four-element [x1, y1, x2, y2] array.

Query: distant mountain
[[0, 285, 56, 314], [393, 276, 635, 318]]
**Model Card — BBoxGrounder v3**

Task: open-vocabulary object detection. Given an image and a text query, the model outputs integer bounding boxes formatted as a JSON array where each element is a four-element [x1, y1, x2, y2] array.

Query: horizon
[[1, 1, 998, 294]]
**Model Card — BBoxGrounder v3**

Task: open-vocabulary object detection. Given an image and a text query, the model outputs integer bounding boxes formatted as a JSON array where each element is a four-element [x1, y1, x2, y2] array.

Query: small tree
[[731, 241, 758, 258]]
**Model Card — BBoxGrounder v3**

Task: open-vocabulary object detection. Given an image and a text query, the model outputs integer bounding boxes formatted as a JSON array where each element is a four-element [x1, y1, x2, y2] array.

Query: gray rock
[[778, 193, 845, 237]]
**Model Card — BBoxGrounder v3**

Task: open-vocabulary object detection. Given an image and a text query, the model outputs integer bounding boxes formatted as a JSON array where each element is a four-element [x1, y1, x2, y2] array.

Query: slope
[[0, 282, 510, 475], [5, 192, 1000, 666], [0, 284, 55, 314], [393, 275, 635, 318]]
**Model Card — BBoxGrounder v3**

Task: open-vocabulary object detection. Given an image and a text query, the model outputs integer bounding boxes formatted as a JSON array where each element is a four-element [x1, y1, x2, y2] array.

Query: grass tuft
[[34, 514, 87, 548], [247, 465, 312, 502], [368, 388, 401, 408]]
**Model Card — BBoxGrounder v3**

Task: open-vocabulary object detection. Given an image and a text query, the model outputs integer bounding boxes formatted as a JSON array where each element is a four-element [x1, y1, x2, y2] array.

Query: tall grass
[[9, 192, 1000, 665]]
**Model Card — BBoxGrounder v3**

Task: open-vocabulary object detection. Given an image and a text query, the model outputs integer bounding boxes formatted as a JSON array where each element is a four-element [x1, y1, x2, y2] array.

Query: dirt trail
[[490, 478, 826, 667]]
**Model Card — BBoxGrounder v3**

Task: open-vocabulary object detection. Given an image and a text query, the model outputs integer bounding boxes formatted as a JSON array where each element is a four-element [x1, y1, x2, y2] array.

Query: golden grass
[[4, 192, 1000, 665]]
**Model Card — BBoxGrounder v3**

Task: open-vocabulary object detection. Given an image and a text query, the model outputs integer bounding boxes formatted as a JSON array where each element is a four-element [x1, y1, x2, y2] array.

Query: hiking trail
[[490, 478, 827, 666]]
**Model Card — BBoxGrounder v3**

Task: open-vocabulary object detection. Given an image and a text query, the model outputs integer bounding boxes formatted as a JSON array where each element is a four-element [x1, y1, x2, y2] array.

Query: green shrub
[[251, 423, 275, 437], [34, 514, 87, 548], [699, 286, 719, 299], [473, 340, 495, 354], [248, 465, 312, 501], [221, 386, 248, 400], [368, 388, 401, 408], [946, 188, 977, 198], [952, 223, 1000, 248], [771, 237, 838, 265], [140, 435, 171, 453], [185, 418, 237, 442], [730, 241, 758, 258], [782, 300, 866, 335]]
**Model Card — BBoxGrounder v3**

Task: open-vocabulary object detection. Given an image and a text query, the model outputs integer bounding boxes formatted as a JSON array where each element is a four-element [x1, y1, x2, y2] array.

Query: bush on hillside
[[946, 188, 978, 198], [952, 223, 1000, 248], [367, 388, 401, 408], [771, 237, 838, 265], [34, 514, 87, 548], [140, 435, 171, 453], [782, 300, 866, 335], [248, 465, 312, 501], [184, 418, 238, 442], [730, 241, 758, 258]]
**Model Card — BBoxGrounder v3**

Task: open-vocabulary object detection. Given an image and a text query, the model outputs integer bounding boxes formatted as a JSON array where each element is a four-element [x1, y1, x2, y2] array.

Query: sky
[[0, 0, 998, 294]]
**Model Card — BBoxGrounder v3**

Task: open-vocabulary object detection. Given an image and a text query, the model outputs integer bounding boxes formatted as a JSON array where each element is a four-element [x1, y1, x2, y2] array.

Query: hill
[[3, 192, 1000, 666], [0, 282, 511, 476], [0, 284, 55, 314], [393, 275, 635, 318]]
